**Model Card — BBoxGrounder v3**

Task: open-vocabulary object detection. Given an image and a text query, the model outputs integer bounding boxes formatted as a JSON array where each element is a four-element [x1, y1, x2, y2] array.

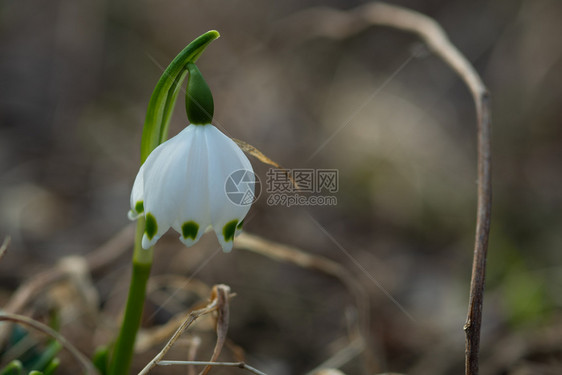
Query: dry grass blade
[[0, 313, 99, 375], [138, 285, 230, 375], [200, 286, 230, 375], [233, 138, 299, 189], [277, 3, 492, 375]]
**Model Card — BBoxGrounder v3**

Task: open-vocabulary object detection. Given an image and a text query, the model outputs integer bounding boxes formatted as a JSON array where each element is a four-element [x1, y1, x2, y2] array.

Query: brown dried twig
[[139, 285, 240, 375], [200, 285, 230, 375], [0, 313, 99, 375], [137, 293, 219, 375], [278, 3, 491, 375], [139, 285, 268, 375]]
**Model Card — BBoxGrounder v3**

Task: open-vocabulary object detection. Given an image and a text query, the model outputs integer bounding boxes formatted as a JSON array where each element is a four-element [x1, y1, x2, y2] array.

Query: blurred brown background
[[1, 0, 561, 374]]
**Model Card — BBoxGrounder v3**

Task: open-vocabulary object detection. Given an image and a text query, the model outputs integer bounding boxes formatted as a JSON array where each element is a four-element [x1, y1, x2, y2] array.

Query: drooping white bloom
[[128, 124, 254, 252]]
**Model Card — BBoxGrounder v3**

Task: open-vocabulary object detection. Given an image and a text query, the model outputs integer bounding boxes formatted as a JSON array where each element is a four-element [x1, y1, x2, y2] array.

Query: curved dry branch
[[356, 6, 492, 375], [138, 285, 232, 375], [278, 3, 491, 375]]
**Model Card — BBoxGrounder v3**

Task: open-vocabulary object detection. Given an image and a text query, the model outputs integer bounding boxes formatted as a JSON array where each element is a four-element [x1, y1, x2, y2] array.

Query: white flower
[[128, 124, 254, 252]]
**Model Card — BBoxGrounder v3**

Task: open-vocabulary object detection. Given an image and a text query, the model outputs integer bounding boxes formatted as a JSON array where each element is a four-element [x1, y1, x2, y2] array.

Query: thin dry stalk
[[0, 313, 99, 375], [359, 5, 492, 375], [200, 286, 230, 375], [278, 3, 492, 375], [138, 285, 230, 375]]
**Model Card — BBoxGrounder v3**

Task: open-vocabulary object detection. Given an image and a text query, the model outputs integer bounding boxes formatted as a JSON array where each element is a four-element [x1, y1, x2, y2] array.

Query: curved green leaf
[[140, 30, 220, 163]]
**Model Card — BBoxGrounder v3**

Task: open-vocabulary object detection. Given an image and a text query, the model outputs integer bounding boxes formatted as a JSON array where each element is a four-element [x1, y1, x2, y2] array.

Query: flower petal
[[204, 125, 253, 252], [171, 125, 211, 247], [141, 126, 195, 248]]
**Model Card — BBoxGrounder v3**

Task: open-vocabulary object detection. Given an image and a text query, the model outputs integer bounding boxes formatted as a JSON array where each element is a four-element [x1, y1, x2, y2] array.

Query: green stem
[[108, 30, 220, 375], [108, 219, 153, 375]]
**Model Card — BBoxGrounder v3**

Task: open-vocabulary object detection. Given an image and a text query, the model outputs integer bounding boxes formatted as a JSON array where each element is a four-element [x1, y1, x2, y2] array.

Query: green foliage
[[26, 341, 61, 374], [0, 348, 59, 375], [107, 260, 153, 375], [0, 313, 61, 375], [92, 345, 110, 375], [140, 30, 220, 163], [110, 31, 220, 375]]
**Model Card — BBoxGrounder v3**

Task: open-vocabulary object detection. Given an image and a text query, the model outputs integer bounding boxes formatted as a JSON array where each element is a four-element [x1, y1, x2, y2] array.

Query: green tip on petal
[[145, 213, 158, 240], [236, 219, 244, 230], [223, 219, 239, 242], [181, 221, 199, 240], [135, 201, 144, 213], [185, 62, 214, 125]]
